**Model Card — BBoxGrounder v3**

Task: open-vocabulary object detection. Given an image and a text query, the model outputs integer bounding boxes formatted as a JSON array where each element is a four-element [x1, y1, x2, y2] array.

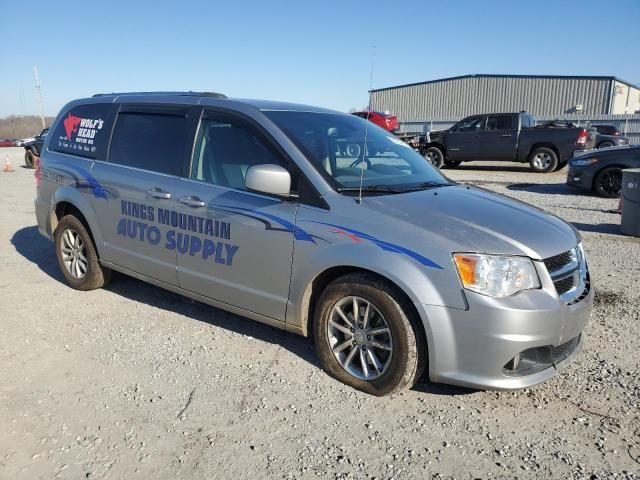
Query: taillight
[[34, 156, 41, 187], [613, 132, 621, 136], [576, 129, 589, 146]]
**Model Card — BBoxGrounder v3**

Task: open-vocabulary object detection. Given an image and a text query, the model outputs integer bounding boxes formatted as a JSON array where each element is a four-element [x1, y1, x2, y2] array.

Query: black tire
[[313, 273, 426, 396], [423, 146, 444, 169], [528, 147, 558, 173], [54, 215, 111, 290], [597, 141, 614, 149], [24, 150, 35, 168], [593, 166, 623, 198], [444, 160, 462, 169]]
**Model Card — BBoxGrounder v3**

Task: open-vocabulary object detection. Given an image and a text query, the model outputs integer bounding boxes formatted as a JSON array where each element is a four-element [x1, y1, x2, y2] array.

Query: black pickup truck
[[22, 128, 49, 168], [423, 112, 596, 172]]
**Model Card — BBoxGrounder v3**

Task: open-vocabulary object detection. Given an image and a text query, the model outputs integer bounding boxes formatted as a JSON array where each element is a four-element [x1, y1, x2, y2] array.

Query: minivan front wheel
[[55, 215, 111, 290], [314, 273, 425, 396]]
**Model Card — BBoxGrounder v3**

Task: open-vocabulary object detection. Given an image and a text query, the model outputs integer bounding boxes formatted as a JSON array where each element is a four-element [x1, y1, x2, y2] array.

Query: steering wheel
[[349, 157, 371, 169]]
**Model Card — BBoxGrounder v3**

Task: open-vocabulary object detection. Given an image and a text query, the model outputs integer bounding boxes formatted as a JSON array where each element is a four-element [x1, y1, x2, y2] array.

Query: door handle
[[501, 134, 513, 137], [147, 188, 171, 199], [178, 196, 206, 208]]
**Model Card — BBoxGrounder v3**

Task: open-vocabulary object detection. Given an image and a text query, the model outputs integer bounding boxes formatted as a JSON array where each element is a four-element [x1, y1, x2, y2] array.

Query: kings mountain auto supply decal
[[57, 113, 105, 155], [119, 201, 239, 266]]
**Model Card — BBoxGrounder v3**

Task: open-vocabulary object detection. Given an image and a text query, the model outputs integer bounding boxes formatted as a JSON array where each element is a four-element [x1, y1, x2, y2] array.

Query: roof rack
[[92, 91, 227, 99]]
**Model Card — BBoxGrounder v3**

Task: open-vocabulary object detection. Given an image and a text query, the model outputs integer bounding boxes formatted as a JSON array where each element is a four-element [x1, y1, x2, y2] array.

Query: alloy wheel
[[60, 228, 88, 279], [327, 296, 393, 380]]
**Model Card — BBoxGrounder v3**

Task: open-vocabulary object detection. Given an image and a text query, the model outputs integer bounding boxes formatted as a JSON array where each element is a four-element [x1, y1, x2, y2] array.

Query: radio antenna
[[357, 46, 375, 205]]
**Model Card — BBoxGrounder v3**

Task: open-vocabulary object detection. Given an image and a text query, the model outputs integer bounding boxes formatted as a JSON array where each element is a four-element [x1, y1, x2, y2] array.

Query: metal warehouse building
[[370, 74, 640, 121]]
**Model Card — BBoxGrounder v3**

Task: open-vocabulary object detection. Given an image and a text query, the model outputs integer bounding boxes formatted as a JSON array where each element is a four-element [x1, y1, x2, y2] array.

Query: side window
[[452, 116, 484, 132], [108, 111, 189, 175], [486, 115, 513, 131], [190, 114, 287, 191], [50, 103, 115, 159]]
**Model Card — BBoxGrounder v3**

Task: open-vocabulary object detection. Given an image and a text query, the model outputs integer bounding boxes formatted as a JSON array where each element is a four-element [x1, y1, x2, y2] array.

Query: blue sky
[[2, 0, 639, 117]]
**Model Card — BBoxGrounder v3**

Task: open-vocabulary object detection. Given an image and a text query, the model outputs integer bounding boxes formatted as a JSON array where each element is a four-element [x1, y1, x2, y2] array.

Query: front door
[[174, 111, 297, 321], [446, 115, 484, 161]]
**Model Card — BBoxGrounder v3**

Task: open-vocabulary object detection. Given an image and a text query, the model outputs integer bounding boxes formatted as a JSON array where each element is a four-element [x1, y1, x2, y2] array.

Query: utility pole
[[34, 65, 45, 129]]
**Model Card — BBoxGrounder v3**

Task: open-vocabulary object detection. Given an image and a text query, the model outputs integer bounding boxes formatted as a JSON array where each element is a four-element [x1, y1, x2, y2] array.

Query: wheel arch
[[295, 266, 428, 355], [51, 190, 105, 258], [527, 142, 559, 161]]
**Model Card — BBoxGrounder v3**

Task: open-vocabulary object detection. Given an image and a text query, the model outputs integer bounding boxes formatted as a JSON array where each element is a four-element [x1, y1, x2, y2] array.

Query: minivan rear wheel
[[313, 273, 425, 396], [54, 215, 111, 290]]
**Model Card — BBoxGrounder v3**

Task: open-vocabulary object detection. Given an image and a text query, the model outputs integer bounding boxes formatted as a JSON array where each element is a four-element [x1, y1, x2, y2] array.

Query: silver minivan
[[35, 92, 593, 396]]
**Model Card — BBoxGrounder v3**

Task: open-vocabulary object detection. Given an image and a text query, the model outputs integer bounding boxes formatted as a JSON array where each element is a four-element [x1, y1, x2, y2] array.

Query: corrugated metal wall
[[370, 76, 612, 120], [397, 114, 640, 144]]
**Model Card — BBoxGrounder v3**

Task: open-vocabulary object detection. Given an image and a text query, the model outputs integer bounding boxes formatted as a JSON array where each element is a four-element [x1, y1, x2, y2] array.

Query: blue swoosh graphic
[[305, 221, 442, 269], [66, 165, 112, 199], [216, 205, 316, 243]]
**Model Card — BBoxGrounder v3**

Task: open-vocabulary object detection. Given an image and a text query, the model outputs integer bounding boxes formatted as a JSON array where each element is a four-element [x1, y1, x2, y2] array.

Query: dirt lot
[[1, 146, 638, 479]]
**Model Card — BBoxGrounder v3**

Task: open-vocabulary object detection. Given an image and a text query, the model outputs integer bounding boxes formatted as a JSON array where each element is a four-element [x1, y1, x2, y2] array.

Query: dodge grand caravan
[[35, 92, 593, 396]]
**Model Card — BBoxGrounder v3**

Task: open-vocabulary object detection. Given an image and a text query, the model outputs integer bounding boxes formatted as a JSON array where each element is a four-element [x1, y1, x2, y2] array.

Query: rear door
[[90, 104, 199, 285], [445, 115, 484, 161], [173, 109, 297, 322], [476, 114, 518, 161]]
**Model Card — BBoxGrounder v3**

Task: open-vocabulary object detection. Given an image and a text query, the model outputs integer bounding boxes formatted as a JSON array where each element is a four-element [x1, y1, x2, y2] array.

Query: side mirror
[[245, 164, 292, 197]]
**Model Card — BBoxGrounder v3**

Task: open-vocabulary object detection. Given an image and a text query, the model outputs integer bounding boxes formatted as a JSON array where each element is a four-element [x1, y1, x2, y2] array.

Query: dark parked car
[[22, 128, 49, 168], [593, 125, 622, 137], [351, 110, 399, 132], [424, 112, 596, 172], [567, 145, 640, 197], [591, 124, 629, 149]]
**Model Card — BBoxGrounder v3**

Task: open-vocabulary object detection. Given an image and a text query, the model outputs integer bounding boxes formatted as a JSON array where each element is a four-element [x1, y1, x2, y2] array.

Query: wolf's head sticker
[[63, 113, 82, 140]]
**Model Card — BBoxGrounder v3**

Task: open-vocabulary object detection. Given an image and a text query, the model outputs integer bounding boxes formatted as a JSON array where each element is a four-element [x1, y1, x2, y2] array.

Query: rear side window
[[486, 115, 513, 131], [50, 103, 115, 159], [108, 111, 190, 176]]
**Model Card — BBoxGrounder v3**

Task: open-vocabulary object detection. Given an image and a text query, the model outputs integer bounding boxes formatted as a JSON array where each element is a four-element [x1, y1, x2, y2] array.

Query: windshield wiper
[[399, 181, 453, 192], [336, 185, 404, 195]]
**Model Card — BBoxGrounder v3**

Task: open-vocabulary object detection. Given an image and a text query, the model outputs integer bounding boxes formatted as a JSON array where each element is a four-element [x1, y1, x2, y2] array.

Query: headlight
[[570, 157, 598, 166], [453, 253, 540, 298]]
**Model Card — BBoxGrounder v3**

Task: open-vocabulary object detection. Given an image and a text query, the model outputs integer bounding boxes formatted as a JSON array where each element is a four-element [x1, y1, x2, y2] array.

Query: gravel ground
[[0, 146, 638, 479]]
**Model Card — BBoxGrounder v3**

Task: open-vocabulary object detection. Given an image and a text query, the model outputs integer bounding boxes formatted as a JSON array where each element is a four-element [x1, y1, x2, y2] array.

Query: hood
[[577, 144, 638, 156], [363, 185, 579, 260]]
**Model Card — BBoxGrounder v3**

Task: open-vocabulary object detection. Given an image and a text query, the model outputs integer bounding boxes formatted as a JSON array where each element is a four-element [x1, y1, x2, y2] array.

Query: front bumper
[[418, 262, 593, 390], [566, 166, 593, 190]]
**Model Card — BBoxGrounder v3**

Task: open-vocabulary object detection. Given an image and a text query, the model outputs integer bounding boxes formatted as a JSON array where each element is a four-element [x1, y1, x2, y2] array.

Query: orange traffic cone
[[3, 155, 15, 172]]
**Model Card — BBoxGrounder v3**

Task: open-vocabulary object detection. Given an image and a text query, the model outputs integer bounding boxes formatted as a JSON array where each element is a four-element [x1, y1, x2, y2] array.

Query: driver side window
[[452, 116, 484, 132], [191, 114, 287, 191]]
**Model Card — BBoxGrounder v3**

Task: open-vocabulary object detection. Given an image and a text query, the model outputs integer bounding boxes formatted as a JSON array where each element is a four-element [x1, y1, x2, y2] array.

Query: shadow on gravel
[[571, 222, 622, 235], [11, 226, 65, 284], [12, 226, 468, 396], [506, 182, 589, 196]]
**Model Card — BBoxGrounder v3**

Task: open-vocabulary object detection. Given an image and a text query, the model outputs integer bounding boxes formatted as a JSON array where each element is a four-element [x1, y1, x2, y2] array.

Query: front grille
[[543, 247, 589, 303], [544, 251, 573, 272], [554, 275, 575, 295]]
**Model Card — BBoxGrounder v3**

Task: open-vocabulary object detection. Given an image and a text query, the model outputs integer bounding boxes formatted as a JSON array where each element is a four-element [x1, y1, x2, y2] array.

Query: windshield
[[265, 111, 450, 194]]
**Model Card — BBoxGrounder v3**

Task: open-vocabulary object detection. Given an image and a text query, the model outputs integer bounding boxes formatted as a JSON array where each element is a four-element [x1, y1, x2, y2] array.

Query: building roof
[[371, 74, 638, 93]]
